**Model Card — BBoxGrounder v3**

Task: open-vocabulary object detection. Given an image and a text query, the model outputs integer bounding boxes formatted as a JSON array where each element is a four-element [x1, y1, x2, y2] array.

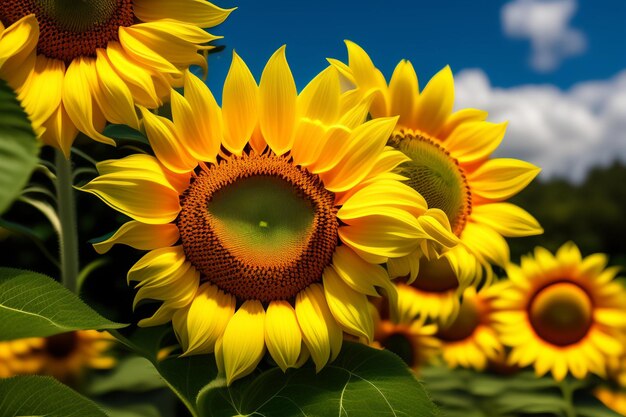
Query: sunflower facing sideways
[[329, 41, 543, 323], [493, 242, 626, 381], [83, 47, 458, 385], [0, 331, 115, 383], [0, 0, 232, 156]]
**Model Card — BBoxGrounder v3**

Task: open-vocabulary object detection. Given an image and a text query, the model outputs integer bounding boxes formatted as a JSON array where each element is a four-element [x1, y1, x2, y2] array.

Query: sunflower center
[[0, 0, 134, 62], [177, 153, 338, 303], [44, 332, 78, 359], [390, 132, 471, 236], [410, 257, 459, 293], [380, 331, 416, 367], [437, 296, 481, 341], [529, 282, 593, 346]]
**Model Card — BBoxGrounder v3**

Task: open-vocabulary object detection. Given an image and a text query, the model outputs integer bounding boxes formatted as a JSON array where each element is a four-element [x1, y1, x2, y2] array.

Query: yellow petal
[[413, 66, 454, 136], [94, 49, 139, 129], [259, 46, 296, 156], [468, 159, 541, 201], [39, 102, 78, 158], [332, 246, 393, 298], [343, 40, 388, 117], [170, 71, 222, 163], [62, 57, 114, 146], [295, 284, 343, 372], [265, 301, 302, 372], [470, 203, 543, 237], [106, 42, 161, 108], [323, 266, 373, 341], [438, 108, 488, 140], [139, 107, 196, 173], [388, 60, 418, 127], [461, 222, 510, 267], [178, 284, 235, 355], [387, 250, 420, 282], [297, 66, 340, 124], [133, 0, 234, 27], [445, 121, 507, 164], [17, 56, 63, 132], [290, 118, 329, 168], [0, 14, 38, 69], [220, 300, 266, 385], [93, 221, 180, 254], [320, 116, 398, 192], [81, 173, 181, 225], [222, 51, 258, 155], [119, 27, 180, 75]]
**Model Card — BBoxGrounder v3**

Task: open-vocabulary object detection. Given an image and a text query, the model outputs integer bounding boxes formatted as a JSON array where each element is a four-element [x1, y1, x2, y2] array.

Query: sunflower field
[[1, 1, 625, 417]]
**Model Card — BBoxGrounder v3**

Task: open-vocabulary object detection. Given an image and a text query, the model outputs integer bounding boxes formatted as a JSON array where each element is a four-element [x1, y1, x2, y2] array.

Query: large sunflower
[[0, 331, 115, 383], [435, 286, 503, 371], [493, 242, 626, 381], [329, 42, 543, 321], [83, 48, 458, 385], [0, 0, 232, 156]]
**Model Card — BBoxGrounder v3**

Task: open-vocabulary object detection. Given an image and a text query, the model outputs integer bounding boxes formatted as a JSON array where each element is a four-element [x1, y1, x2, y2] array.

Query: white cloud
[[501, 0, 587, 71], [454, 69, 626, 182]]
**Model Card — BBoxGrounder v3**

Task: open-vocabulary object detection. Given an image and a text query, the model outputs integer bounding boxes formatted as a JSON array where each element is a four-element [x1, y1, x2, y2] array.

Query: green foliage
[[102, 124, 149, 145], [0, 267, 125, 340], [510, 161, 626, 268], [0, 375, 108, 417], [0, 78, 39, 215], [199, 342, 440, 417], [421, 366, 622, 417]]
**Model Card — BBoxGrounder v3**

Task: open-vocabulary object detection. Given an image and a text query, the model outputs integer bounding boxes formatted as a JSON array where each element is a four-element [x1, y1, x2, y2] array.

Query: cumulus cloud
[[501, 0, 587, 72], [454, 69, 626, 182]]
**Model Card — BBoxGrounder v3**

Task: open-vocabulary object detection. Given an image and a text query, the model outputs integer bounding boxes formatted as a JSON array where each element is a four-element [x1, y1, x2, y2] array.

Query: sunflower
[[370, 296, 440, 372], [83, 48, 458, 385], [0, 330, 115, 383], [0, 0, 232, 156], [329, 42, 543, 320], [493, 242, 626, 381], [595, 387, 626, 416], [432, 286, 502, 370]]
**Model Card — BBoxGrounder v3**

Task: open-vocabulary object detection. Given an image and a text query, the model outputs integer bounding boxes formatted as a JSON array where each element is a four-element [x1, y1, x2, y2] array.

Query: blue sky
[[205, 0, 626, 181]]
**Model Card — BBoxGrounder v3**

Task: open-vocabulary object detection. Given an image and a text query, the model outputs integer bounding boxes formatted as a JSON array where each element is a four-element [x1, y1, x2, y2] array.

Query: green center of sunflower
[[390, 132, 471, 236], [411, 257, 459, 293], [529, 282, 593, 346], [177, 153, 338, 303], [0, 0, 134, 62], [437, 295, 482, 342], [44, 332, 78, 359]]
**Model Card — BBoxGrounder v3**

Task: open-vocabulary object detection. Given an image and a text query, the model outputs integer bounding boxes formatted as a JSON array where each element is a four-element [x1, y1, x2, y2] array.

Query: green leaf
[[0, 267, 126, 340], [0, 376, 109, 417], [110, 325, 174, 361], [103, 124, 148, 145], [86, 356, 166, 395], [198, 342, 440, 417], [0, 78, 39, 215]]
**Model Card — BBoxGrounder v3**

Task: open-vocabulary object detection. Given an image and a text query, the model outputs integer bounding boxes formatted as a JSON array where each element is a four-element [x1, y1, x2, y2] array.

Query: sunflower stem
[[55, 149, 80, 294], [559, 378, 577, 417]]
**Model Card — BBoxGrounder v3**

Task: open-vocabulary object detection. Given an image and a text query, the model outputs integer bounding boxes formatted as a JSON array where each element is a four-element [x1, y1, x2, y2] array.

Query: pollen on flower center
[[177, 153, 339, 303], [390, 131, 472, 236], [529, 282, 593, 346], [0, 0, 134, 62]]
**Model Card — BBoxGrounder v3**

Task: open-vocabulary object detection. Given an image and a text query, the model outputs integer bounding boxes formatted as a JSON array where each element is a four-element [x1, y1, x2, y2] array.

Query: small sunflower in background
[[436, 286, 503, 371], [0, 330, 115, 384], [0, 0, 232, 156], [370, 297, 441, 373], [493, 242, 626, 381], [329, 41, 543, 323], [84, 47, 458, 385], [595, 387, 626, 416]]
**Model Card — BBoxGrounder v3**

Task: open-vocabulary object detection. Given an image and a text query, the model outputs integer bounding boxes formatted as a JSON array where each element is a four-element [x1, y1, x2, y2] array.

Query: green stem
[[559, 379, 577, 417], [55, 149, 79, 293]]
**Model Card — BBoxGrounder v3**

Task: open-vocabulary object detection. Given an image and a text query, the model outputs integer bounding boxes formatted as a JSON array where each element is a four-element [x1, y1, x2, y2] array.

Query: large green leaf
[[0, 78, 38, 215], [0, 268, 125, 340], [0, 376, 108, 417], [198, 342, 440, 417]]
